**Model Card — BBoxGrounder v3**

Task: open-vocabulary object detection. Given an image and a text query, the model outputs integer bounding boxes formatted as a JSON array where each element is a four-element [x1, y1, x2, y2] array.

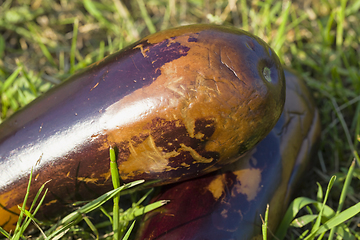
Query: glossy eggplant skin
[[0, 25, 285, 231], [136, 69, 321, 240]]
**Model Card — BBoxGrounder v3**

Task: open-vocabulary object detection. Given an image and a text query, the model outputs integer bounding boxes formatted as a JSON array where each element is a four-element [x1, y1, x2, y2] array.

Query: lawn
[[0, 0, 360, 239]]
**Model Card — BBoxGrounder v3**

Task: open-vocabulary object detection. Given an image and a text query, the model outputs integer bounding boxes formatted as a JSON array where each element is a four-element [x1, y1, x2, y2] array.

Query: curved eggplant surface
[[136, 69, 321, 240], [0, 25, 285, 231]]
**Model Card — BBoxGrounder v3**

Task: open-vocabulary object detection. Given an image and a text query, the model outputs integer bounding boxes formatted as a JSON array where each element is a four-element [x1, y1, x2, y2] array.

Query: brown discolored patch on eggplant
[[115, 117, 219, 181], [207, 175, 225, 201], [144, 118, 215, 152], [232, 168, 262, 201]]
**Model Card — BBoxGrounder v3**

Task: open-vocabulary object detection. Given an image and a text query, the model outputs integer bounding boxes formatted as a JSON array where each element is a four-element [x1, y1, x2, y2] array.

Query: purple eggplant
[[0, 25, 285, 231]]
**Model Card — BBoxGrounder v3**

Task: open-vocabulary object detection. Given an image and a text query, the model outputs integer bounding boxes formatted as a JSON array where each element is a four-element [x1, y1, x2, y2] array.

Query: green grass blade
[[75, 181, 144, 215], [96, 40, 105, 61], [18, 188, 49, 235], [240, 0, 249, 31], [262, 204, 269, 240], [314, 201, 360, 237], [135, 188, 153, 205], [275, 194, 336, 240], [45, 221, 79, 240], [324, 11, 335, 46], [136, 0, 156, 34], [83, 216, 99, 240], [132, 200, 169, 218], [119, 200, 169, 222], [328, 160, 355, 239], [1, 66, 22, 93], [26, 23, 57, 67], [70, 18, 79, 74], [0, 34, 5, 59], [290, 214, 317, 228], [110, 146, 121, 240], [299, 229, 310, 239], [83, 0, 112, 26], [13, 168, 34, 238], [275, 197, 318, 240], [19, 66, 38, 97], [311, 176, 336, 234], [336, 0, 347, 50], [110, 147, 121, 189], [122, 220, 136, 240], [331, 97, 360, 165], [301, 176, 336, 240], [272, 1, 291, 55], [99, 206, 113, 224], [41, 180, 144, 239], [316, 182, 323, 202], [0, 227, 10, 238]]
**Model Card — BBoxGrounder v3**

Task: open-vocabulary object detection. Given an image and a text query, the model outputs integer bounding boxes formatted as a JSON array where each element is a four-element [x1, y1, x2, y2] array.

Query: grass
[[0, 0, 360, 239], [274, 162, 360, 240]]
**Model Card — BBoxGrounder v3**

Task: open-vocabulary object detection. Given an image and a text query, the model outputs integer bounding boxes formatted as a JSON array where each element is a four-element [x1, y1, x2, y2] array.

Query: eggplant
[[136, 69, 321, 240], [0, 25, 285, 231]]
